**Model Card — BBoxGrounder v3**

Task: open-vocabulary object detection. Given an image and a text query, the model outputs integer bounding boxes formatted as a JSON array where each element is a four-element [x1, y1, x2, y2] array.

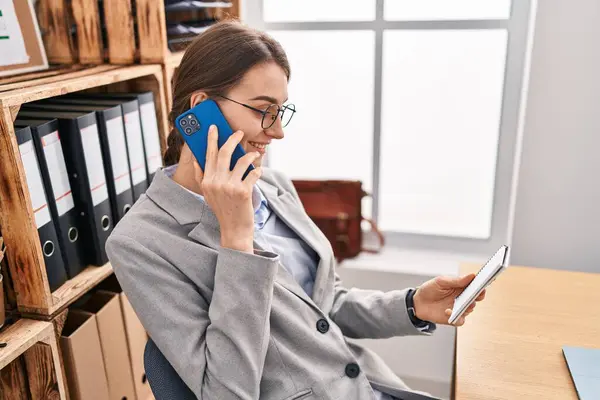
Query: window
[[380, 29, 508, 238], [263, 0, 376, 22], [385, 0, 511, 21], [266, 30, 376, 218], [266, 31, 375, 191], [246, 1, 535, 255]]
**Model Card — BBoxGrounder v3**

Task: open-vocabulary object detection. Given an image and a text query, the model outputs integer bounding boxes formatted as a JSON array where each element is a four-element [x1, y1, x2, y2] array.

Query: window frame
[[244, 0, 537, 257]]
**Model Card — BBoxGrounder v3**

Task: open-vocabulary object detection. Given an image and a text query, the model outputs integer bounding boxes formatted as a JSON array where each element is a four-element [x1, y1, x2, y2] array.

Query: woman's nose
[[265, 117, 285, 139]]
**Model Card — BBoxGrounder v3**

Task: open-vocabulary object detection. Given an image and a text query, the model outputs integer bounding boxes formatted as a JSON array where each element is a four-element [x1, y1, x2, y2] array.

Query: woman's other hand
[[413, 274, 486, 326], [193, 125, 262, 253]]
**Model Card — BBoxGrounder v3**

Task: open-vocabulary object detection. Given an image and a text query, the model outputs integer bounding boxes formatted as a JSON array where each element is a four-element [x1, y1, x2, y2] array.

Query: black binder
[[15, 118, 87, 278], [164, 1, 232, 12], [23, 103, 134, 224], [14, 126, 68, 291], [17, 110, 114, 266], [62, 91, 163, 183], [44, 97, 149, 202]]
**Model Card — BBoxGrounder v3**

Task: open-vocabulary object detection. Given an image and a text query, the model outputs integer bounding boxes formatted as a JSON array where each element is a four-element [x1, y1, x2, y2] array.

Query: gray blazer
[[106, 168, 440, 400]]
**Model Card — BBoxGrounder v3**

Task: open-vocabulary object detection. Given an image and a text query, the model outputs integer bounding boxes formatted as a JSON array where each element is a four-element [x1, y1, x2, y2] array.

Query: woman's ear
[[190, 91, 209, 108]]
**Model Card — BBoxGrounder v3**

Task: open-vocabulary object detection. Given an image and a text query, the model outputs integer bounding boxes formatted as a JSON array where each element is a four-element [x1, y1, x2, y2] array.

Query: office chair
[[144, 337, 196, 399]]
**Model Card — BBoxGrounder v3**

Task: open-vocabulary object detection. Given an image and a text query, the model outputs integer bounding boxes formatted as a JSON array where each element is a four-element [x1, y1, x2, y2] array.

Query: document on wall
[[0, 0, 29, 66]]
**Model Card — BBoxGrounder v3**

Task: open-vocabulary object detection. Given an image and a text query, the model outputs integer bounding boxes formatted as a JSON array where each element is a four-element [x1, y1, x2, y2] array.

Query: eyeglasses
[[216, 95, 296, 129]]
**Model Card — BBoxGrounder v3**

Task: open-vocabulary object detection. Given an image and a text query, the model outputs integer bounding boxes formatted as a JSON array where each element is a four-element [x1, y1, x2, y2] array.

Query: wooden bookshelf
[[0, 320, 49, 370], [163, 51, 185, 111], [20, 264, 114, 318], [36, 0, 241, 65], [0, 65, 169, 318], [0, 319, 67, 398], [1, 3, 243, 396], [140, 0, 241, 62]]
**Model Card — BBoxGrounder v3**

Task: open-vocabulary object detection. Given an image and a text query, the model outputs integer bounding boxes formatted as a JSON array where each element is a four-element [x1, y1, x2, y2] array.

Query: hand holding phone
[[175, 100, 261, 253], [448, 245, 510, 325], [175, 99, 254, 179], [198, 126, 262, 252]]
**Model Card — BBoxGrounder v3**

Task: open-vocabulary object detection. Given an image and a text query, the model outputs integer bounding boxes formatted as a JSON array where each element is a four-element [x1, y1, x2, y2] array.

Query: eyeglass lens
[[262, 104, 295, 129]]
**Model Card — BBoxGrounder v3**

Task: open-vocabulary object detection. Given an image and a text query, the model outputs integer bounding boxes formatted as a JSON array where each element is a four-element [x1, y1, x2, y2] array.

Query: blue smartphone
[[174, 99, 254, 178]]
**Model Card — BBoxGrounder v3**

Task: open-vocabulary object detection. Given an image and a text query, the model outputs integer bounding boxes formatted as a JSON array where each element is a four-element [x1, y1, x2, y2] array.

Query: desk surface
[[455, 264, 600, 400]]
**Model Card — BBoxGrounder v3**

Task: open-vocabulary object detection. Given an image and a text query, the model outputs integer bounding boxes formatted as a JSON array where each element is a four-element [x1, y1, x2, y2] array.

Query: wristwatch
[[406, 288, 436, 332]]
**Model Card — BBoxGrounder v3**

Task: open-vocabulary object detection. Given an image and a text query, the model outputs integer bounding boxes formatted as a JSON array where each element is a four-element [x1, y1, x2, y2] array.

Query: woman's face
[[216, 61, 289, 167]]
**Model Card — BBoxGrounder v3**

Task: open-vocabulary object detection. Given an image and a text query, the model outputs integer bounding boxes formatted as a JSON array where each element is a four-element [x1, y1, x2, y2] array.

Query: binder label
[[106, 117, 131, 195], [81, 124, 109, 206], [140, 102, 163, 174], [42, 131, 75, 216], [19, 141, 51, 228], [123, 110, 147, 186]]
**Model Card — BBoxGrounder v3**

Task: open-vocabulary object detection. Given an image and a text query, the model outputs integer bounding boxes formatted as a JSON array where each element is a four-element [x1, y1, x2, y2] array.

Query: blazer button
[[316, 318, 330, 333], [345, 363, 360, 378]]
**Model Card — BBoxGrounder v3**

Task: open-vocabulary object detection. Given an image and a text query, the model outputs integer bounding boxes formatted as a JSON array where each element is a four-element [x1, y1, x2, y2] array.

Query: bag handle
[[361, 217, 385, 254], [358, 190, 384, 254]]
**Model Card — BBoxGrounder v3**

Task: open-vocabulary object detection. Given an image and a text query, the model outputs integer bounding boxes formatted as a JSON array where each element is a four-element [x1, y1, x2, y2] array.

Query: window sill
[[339, 246, 486, 277]]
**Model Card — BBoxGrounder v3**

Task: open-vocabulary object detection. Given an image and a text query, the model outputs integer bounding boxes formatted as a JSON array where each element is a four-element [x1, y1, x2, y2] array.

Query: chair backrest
[[144, 337, 196, 399]]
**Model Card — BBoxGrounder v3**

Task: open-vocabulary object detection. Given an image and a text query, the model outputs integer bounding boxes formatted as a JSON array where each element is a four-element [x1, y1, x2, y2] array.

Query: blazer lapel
[[148, 168, 334, 311], [257, 179, 334, 307]]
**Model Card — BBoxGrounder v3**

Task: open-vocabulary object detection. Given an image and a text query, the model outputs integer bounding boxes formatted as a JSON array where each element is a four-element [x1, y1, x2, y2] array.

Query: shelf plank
[[0, 64, 163, 107], [23, 342, 61, 399], [163, 51, 184, 110], [49, 263, 114, 316], [230, 0, 241, 21], [0, 319, 53, 370], [36, 0, 76, 64], [104, 0, 136, 64], [71, 0, 104, 64], [137, 0, 169, 63], [17, 264, 113, 317], [0, 357, 29, 399], [0, 107, 52, 312], [51, 309, 70, 400], [0, 65, 85, 87], [0, 65, 114, 94], [165, 51, 184, 68]]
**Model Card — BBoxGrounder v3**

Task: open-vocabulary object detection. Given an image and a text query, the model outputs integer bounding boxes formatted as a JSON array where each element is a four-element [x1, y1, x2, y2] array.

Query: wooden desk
[[455, 265, 600, 399]]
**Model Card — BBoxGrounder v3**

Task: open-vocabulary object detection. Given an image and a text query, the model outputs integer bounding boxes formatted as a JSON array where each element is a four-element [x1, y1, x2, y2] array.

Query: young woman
[[107, 21, 484, 400]]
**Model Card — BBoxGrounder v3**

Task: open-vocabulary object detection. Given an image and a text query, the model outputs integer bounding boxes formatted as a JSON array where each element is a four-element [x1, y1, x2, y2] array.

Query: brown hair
[[163, 21, 291, 166]]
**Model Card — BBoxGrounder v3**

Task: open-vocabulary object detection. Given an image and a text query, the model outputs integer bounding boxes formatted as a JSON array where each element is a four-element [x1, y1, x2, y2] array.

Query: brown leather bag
[[291, 180, 385, 262]]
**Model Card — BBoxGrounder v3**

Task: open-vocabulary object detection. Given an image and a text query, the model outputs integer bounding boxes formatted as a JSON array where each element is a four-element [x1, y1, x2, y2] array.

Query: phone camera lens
[[181, 119, 188, 126], [190, 119, 197, 126], [185, 127, 193, 135]]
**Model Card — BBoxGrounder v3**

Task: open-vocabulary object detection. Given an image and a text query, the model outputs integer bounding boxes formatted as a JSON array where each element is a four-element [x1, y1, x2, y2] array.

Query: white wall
[[510, 0, 600, 273]]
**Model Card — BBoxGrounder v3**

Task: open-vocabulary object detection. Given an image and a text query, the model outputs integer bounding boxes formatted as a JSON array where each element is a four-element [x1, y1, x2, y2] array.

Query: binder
[[14, 126, 68, 291], [23, 103, 134, 224], [167, 21, 214, 36], [63, 91, 163, 183], [41, 97, 149, 202], [14, 118, 87, 278], [164, 1, 233, 12], [17, 110, 114, 266]]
